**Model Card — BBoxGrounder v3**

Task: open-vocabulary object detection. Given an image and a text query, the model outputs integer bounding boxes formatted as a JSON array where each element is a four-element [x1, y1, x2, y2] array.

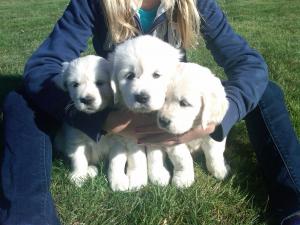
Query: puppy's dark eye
[[179, 99, 191, 107], [71, 82, 80, 88], [153, 72, 161, 79], [96, 80, 104, 86], [125, 72, 135, 80]]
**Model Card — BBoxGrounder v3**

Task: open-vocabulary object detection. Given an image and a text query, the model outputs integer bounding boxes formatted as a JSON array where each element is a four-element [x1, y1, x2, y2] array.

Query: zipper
[[133, 14, 144, 34], [134, 12, 167, 35], [148, 13, 167, 34]]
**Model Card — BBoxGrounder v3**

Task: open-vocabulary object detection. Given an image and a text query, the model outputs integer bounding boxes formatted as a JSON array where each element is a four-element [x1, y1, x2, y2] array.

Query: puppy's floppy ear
[[110, 72, 120, 105], [107, 52, 119, 105], [199, 95, 210, 130], [96, 56, 110, 77], [53, 62, 69, 90], [198, 77, 229, 129]]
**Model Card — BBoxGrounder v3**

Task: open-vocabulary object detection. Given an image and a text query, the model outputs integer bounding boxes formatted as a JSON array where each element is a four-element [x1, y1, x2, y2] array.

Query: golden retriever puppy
[[156, 62, 230, 188]]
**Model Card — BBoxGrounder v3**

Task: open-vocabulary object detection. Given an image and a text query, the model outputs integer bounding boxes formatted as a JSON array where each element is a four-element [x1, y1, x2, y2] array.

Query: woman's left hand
[[136, 123, 216, 146]]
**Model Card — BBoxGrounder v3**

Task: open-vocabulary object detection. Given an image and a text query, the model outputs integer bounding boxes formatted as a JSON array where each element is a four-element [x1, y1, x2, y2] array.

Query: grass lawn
[[0, 0, 299, 224]]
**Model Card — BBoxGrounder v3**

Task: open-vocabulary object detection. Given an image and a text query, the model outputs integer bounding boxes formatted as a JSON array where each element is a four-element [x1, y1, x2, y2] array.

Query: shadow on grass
[[227, 123, 269, 222], [0, 74, 23, 104]]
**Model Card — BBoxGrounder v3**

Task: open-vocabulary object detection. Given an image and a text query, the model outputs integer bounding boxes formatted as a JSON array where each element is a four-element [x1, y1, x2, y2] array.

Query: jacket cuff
[[210, 98, 239, 141]]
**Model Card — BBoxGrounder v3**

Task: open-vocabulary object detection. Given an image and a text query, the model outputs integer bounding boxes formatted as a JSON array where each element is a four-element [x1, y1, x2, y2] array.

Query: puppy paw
[[207, 162, 230, 180], [148, 167, 171, 186], [87, 165, 98, 178], [109, 174, 129, 192], [172, 170, 194, 188], [69, 171, 90, 187], [127, 171, 148, 191], [68, 166, 99, 187]]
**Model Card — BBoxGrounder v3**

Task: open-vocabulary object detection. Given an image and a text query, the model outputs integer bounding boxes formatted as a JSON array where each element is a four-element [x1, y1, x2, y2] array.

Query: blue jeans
[[245, 82, 300, 221], [0, 81, 299, 224], [0, 90, 60, 225]]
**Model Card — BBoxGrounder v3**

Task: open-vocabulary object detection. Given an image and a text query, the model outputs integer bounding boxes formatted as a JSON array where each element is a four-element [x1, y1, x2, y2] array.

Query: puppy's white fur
[[108, 35, 182, 190], [54, 55, 112, 187], [155, 62, 230, 188], [54, 55, 112, 114], [110, 35, 182, 112]]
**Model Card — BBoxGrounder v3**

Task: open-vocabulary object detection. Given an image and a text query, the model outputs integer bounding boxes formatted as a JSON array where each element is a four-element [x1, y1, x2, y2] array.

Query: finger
[[178, 125, 215, 142]]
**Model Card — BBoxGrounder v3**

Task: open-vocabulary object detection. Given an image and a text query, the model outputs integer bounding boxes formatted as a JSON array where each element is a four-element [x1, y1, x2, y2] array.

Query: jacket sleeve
[[197, 0, 269, 141], [23, 0, 108, 141]]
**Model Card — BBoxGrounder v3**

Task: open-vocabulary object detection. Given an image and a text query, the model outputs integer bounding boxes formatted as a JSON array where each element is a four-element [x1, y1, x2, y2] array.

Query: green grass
[[0, 0, 299, 224]]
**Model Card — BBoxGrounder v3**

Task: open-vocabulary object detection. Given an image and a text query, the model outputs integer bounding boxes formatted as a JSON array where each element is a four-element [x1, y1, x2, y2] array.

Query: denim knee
[[3, 90, 35, 126], [3, 90, 60, 138], [261, 81, 284, 103], [2, 91, 22, 114]]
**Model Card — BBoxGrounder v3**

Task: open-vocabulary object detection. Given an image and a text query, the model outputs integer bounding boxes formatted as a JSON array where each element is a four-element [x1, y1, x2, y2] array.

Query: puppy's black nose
[[134, 92, 150, 104], [80, 96, 95, 105], [158, 116, 171, 128]]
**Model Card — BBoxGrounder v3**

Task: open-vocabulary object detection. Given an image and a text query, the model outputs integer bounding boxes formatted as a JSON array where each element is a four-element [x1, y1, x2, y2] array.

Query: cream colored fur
[[154, 62, 230, 188], [108, 35, 182, 190], [54, 55, 113, 187]]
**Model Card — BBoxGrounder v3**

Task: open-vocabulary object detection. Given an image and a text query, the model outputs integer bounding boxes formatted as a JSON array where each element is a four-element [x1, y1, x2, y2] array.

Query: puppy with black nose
[[108, 35, 183, 189], [156, 62, 230, 188], [110, 35, 182, 113], [134, 91, 150, 105], [54, 55, 113, 187]]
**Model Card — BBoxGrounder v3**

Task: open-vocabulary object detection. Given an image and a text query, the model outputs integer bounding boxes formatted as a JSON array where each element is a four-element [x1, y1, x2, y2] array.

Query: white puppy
[[108, 35, 182, 189], [54, 55, 112, 187], [156, 62, 230, 188], [110, 35, 182, 112]]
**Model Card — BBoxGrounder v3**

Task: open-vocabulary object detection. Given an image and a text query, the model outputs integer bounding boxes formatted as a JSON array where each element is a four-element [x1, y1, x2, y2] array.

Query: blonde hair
[[101, 0, 200, 49]]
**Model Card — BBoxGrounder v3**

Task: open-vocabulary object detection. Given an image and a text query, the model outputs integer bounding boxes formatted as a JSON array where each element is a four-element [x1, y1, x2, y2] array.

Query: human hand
[[136, 123, 216, 146], [103, 110, 216, 146]]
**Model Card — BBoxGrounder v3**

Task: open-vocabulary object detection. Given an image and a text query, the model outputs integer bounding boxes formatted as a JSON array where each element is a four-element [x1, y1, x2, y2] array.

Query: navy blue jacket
[[23, 0, 268, 142]]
